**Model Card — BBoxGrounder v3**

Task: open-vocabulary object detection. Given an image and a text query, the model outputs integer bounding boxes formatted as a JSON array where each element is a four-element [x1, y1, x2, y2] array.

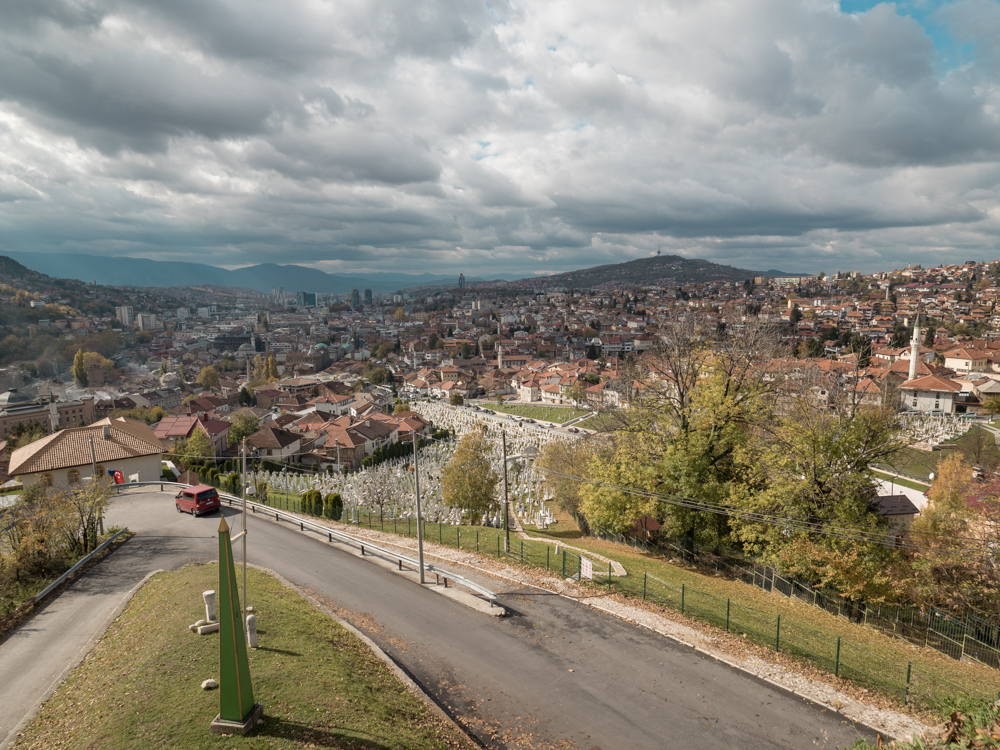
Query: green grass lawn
[[886, 426, 1000, 481], [871, 470, 930, 492], [487, 403, 591, 423], [12, 564, 472, 750], [575, 412, 613, 431]]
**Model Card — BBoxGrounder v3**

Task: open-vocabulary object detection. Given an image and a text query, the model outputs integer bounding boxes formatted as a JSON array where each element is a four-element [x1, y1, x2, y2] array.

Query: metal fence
[[750, 564, 1000, 672]]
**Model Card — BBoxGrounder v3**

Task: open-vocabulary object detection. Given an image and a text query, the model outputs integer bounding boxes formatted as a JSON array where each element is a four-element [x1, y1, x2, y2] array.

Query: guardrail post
[[643, 572, 647, 601], [681, 584, 685, 614], [520, 540, 524, 563], [607, 562, 612, 590], [775, 615, 781, 652], [904, 661, 912, 705], [398, 559, 402, 571], [546, 546, 550, 571], [835, 636, 841, 677], [328, 532, 332, 542], [497, 536, 501, 557], [726, 599, 730, 631], [361, 545, 365, 556]]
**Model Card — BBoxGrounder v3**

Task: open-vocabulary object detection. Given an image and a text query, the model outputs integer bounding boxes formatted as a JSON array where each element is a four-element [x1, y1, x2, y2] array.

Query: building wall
[[901, 389, 956, 414], [19, 453, 163, 491]]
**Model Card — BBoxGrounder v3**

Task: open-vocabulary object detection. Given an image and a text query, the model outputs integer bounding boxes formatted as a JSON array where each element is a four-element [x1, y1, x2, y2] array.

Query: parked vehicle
[[175, 484, 221, 516]]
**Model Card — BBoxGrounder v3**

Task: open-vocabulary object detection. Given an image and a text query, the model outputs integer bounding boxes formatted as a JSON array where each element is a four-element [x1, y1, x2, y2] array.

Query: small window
[[40, 473, 53, 488], [68, 469, 80, 484]]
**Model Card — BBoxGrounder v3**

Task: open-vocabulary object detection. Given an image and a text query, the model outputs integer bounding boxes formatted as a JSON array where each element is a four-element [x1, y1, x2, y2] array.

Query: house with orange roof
[[10, 417, 164, 490], [900, 374, 963, 414]]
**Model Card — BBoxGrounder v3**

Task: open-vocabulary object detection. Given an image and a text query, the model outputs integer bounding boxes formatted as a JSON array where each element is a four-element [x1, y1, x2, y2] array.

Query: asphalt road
[[0, 490, 872, 749]]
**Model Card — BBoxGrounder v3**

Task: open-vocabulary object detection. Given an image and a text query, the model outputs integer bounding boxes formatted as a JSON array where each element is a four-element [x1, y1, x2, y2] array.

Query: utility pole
[[89, 435, 103, 534], [413, 430, 425, 583], [241, 439, 249, 617], [502, 430, 510, 553]]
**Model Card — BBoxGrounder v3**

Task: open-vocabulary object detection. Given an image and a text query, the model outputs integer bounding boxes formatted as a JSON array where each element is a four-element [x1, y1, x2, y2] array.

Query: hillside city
[[3, 257, 1000, 461], [6, 254, 1000, 747]]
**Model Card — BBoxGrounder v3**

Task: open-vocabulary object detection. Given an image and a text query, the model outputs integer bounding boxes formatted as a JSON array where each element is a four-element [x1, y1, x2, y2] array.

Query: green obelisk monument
[[210, 515, 263, 734]]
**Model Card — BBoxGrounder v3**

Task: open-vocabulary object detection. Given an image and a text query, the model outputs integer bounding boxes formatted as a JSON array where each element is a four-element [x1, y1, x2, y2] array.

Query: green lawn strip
[[559, 536, 1000, 711], [12, 564, 472, 750], [871, 471, 930, 492], [340, 512, 1000, 712], [886, 426, 1000, 481], [487, 403, 590, 423], [575, 413, 612, 431]]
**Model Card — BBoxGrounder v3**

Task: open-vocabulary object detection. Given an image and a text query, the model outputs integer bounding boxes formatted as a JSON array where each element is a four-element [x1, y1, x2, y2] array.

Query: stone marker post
[[210, 515, 263, 735], [203, 590, 217, 622]]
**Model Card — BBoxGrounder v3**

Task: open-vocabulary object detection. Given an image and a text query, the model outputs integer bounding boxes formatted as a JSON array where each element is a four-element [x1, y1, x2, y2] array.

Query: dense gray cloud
[[0, 0, 998, 277]]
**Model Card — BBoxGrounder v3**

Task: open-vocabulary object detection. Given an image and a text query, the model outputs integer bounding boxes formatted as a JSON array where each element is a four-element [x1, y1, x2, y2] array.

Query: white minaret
[[497, 344, 503, 370], [908, 314, 921, 381]]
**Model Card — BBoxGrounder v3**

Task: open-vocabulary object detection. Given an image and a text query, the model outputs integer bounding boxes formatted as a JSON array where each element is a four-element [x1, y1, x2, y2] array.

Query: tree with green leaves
[[266, 354, 279, 380], [196, 365, 220, 389], [176, 427, 214, 469], [228, 409, 260, 446], [450, 393, 464, 406], [731, 390, 906, 602], [441, 428, 498, 520], [177, 363, 186, 383], [7, 421, 48, 449], [72, 349, 87, 387], [924, 325, 935, 348]]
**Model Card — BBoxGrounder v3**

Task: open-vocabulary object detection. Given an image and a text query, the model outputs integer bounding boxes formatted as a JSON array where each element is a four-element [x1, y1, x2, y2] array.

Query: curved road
[[0, 490, 871, 749]]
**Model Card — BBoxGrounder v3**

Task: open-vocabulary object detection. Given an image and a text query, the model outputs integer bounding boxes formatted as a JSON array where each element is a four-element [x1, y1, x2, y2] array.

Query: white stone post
[[203, 589, 217, 622]]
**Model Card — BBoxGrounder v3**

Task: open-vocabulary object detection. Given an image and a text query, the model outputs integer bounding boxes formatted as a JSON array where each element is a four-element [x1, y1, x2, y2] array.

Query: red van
[[175, 485, 221, 516]]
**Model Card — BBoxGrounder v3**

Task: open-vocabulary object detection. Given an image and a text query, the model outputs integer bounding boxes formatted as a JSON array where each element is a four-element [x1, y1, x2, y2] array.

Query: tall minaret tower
[[908, 314, 921, 381]]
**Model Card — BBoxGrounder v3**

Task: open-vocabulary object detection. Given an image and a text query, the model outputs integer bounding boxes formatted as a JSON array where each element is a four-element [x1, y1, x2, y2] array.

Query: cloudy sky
[[1, 0, 999, 278]]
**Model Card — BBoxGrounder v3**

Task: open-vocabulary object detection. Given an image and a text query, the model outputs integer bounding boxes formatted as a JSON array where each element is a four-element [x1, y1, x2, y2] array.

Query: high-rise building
[[296, 291, 317, 307], [459, 273, 465, 289], [364, 288, 373, 306], [115, 305, 134, 327], [351, 289, 361, 308]]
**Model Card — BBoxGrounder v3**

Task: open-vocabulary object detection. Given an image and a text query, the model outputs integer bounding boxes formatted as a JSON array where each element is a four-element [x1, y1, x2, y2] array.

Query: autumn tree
[[196, 365, 220, 389], [907, 453, 994, 612], [537, 439, 597, 520], [72, 349, 87, 387], [441, 429, 498, 520]]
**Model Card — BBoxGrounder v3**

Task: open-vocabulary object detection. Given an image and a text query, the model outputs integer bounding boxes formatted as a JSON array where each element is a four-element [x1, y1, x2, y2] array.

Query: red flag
[[112, 470, 124, 484]]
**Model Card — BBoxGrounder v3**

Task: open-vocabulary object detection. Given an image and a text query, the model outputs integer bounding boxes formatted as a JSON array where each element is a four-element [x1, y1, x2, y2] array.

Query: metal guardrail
[[35, 527, 129, 602], [118, 481, 498, 606]]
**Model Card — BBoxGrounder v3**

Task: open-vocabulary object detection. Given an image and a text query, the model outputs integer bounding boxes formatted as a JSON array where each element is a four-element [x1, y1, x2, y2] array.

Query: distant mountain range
[[1, 252, 498, 295], [2, 251, 793, 295], [505, 254, 784, 290]]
